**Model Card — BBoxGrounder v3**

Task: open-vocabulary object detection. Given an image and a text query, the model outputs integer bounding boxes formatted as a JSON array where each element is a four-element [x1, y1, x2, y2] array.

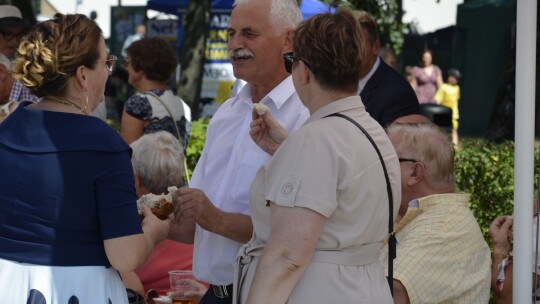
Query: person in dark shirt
[[0, 13, 168, 303], [354, 10, 429, 127]]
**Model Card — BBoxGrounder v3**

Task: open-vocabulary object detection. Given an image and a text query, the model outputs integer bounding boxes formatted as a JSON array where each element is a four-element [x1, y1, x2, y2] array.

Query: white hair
[[233, 0, 302, 34], [130, 131, 185, 194]]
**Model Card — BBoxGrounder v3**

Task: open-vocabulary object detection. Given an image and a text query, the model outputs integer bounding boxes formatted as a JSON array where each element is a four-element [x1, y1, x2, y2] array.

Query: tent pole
[[514, 0, 537, 302]]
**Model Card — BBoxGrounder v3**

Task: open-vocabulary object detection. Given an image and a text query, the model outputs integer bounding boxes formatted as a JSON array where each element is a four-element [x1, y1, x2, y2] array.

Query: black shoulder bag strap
[[325, 112, 397, 295]]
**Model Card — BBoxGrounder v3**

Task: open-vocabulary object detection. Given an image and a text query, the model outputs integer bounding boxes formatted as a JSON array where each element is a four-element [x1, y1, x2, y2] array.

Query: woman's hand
[[141, 206, 170, 246], [249, 107, 288, 156]]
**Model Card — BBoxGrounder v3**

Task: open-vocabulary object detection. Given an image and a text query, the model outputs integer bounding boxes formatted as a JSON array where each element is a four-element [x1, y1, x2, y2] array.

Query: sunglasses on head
[[283, 52, 312, 74]]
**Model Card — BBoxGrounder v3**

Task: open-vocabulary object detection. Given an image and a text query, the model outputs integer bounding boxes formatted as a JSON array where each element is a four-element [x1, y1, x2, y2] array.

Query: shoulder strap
[[145, 91, 191, 186], [325, 112, 397, 295]]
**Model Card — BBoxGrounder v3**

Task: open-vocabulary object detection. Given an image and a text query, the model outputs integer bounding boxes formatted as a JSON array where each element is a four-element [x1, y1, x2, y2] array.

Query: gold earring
[[83, 90, 89, 113]]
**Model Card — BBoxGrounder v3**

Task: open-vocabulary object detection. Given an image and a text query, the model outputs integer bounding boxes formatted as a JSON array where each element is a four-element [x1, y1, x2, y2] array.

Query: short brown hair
[[12, 13, 102, 97], [352, 10, 379, 45], [293, 8, 365, 92], [127, 38, 178, 83]]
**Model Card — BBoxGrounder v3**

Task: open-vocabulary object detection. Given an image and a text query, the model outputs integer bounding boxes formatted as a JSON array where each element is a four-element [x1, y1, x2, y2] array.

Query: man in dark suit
[[354, 11, 428, 127]]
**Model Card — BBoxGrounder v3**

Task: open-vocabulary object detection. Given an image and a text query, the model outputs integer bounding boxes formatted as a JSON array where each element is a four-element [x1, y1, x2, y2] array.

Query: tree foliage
[[331, 0, 406, 54]]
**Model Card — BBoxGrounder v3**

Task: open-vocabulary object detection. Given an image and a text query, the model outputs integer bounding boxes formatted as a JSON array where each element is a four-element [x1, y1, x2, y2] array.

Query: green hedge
[[455, 138, 539, 245], [185, 119, 539, 244]]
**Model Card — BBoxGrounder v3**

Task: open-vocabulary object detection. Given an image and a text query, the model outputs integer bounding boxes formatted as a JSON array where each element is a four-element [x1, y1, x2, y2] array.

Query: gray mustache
[[229, 49, 254, 58]]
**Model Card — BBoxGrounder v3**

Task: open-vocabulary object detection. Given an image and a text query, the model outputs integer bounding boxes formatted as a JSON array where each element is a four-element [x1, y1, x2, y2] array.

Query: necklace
[[44, 97, 88, 115]]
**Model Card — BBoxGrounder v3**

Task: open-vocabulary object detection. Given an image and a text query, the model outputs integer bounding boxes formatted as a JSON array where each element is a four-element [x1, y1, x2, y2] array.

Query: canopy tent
[[146, 0, 336, 19]]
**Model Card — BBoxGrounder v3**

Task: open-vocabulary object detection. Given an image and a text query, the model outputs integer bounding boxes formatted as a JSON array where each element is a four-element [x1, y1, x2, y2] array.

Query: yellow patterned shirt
[[380, 193, 491, 303]]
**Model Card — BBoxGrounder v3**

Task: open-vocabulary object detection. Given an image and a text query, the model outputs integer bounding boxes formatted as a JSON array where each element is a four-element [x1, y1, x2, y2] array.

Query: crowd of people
[[0, 1, 532, 304]]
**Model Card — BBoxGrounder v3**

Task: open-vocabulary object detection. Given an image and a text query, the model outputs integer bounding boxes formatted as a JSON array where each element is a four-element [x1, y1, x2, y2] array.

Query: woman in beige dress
[[234, 8, 401, 304]]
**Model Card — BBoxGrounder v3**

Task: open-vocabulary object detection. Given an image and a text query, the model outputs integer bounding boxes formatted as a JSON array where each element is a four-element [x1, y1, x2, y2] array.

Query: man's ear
[[282, 29, 295, 53], [407, 162, 425, 186]]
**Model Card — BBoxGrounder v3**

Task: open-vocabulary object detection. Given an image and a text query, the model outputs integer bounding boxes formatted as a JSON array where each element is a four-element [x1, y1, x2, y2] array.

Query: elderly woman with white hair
[[121, 131, 204, 298]]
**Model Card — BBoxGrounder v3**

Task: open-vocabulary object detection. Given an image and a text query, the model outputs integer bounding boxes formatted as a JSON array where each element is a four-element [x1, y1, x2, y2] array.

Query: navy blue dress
[[0, 102, 142, 303]]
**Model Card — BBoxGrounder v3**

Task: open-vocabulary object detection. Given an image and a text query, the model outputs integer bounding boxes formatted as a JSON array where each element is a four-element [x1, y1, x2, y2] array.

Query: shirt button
[[282, 183, 294, 195]]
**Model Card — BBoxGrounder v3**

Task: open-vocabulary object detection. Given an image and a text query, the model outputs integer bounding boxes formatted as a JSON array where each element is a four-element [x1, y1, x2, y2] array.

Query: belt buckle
[[212, 285, 229, 298]]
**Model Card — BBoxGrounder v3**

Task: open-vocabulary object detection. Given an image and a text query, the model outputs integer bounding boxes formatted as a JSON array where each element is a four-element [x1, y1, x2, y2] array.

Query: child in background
[[435, 68, 461, 146]]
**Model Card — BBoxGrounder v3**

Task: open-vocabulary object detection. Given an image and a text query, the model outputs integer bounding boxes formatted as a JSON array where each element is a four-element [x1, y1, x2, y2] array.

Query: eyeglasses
[[398, 158, 418, 163], [283, 52, 312, 74], [0, 30, 23, 42], [105, 55, 117, 73]]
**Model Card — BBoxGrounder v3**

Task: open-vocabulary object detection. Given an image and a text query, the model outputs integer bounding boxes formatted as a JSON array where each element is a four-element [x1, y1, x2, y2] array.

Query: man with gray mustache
[[169, 0, 309, 303]]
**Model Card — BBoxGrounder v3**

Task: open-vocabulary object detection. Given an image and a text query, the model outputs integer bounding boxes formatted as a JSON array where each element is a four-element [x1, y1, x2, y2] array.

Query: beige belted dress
[[233, 96, 400, 304]]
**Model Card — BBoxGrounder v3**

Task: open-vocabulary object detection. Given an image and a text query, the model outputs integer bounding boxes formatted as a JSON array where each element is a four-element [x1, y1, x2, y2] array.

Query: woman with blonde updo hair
[[238, 8, 400, 303], [0, 13, 169, 303]]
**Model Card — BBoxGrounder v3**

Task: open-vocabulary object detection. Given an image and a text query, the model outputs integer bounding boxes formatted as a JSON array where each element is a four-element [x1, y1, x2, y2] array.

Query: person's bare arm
[[174, 187, 253, 243], [104, 208, 169, 272], [392, 279, 411, 304], [120, 111, 146, 144], [489, 216, 513, 303], [245, 203, 324, 303], [120, 271, 146, 297]]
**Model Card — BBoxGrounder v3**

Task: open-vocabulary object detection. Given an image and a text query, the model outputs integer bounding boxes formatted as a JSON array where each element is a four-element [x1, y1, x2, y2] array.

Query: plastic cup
[[168, 270, 199, 304]]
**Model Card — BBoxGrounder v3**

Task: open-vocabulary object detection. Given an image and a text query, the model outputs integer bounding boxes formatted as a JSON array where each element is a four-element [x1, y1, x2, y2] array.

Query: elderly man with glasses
[[0, 5, 38, 123], [380, 122, 491, 304]]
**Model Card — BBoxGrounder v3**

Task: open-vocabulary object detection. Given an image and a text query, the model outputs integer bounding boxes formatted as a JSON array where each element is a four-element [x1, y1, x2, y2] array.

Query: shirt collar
[[305, 95, 366, 124], [234, 76, 295, 110], [358, 56, 381, 93]]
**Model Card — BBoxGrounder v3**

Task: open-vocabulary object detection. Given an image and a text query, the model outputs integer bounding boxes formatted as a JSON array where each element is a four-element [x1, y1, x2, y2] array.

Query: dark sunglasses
[[0, 30, 23, 42], [398, 158, 418, 163], [283, 52, 312, 74]]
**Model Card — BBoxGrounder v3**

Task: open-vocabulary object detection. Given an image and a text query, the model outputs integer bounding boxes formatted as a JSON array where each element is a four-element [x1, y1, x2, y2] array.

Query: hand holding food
[[137, 186, 179, 221]]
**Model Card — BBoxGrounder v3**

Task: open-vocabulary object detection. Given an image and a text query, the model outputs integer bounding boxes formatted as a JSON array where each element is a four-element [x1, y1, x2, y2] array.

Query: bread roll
[[137, 188, 177, 221]]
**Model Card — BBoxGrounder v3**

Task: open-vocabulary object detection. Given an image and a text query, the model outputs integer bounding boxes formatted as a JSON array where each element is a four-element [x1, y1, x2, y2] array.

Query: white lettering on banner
[[210, 14, 230, 28], [147, 20, 178, 39], [203, 64, 233, 81]]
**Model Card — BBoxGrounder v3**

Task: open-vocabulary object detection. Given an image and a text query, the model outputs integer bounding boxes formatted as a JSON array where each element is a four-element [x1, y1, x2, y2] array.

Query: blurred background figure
[[0, 4, 38, 121], [120, 37, 191, 150], [0, 5, 23, 67], [121, 23, 146, 59], [121, 131, 205, 297], [410, 49, 443, 104], [489, 213, 540, 304], [435, 68, 462, 146]]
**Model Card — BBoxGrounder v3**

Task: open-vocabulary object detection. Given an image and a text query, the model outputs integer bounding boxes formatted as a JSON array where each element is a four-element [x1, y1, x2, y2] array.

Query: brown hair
[[126, 38, 178, 83], [293, 8, 365, 92], [12, 13, 102, 97], [352, 10, 379, 45]]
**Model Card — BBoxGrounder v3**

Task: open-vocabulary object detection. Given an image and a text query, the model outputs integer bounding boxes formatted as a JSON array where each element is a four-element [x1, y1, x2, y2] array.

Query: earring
[[83, 90, 89, 113]]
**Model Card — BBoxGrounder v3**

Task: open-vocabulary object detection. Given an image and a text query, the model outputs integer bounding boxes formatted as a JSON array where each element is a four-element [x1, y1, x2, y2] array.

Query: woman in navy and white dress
[[0, 13, 169, 303]]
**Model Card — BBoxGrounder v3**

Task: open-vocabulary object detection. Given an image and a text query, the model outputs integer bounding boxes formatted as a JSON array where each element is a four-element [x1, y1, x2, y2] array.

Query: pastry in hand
[[254, 103, 268, 115]]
